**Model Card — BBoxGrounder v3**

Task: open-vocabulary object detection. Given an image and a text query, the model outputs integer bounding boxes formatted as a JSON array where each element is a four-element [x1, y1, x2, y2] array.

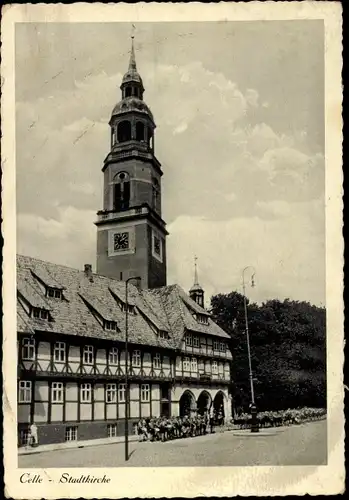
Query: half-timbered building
[[17, 255, 232, 446], [17, 39, 233, 446]]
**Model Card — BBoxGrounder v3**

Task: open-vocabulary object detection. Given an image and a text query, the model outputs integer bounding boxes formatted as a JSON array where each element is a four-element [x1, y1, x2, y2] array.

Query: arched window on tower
[[113, 172, 130, 211], [117, 121, 132, 143], [136, 122, 145, 142], [148, 127, 154, 150], [111, 128, 117, 147], [125, 87, 132, 98]]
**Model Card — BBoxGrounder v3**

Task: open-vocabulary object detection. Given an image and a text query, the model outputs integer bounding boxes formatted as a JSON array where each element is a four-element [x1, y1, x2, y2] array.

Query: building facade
[[17, 41, 233, 447]]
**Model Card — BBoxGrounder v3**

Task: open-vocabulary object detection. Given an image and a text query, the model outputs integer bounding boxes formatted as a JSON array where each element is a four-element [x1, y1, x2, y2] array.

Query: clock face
[[114, 232, 129, 250], [154, 236, 161, 255]]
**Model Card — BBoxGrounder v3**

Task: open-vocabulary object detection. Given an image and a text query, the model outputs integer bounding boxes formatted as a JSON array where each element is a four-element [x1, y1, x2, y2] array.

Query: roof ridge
[[18, 254, 83, 273], [18, 254, 125, 284]]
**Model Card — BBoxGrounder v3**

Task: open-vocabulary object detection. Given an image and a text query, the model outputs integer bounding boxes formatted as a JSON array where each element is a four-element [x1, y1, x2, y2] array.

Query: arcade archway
[[197, 390, 212, 416], [213, 391, 225, 417], [179, 390, 196, 417]]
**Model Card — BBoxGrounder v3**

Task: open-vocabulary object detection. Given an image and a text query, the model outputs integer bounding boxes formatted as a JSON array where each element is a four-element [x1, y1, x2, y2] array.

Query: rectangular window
[[107, 424, 117, 438], [212, 361, 218, 374], [220, 342, 226, 352], [80, 383, 92, 403], [159, 331, 169, 339], [132, 350, 141, 367], [213, 340, 220, 351], [52, 382, 64, 403], [118, 383, 126, 403], [22, 338, 35, 360], [141, 384, 150, 402], [65, 426, 77, 441], [83, 345, 94, 365], [197, 314, 209, 325], [193, 335, 200, 348], [48, 288, 62, 299], [54, 341, 66, 362], [153, 353, 161, 369], [183, 357, 190, 371], [109, 347, 118, 365], [18, 381, 32, 403], [33, 308, 49, 320], [191, 357, 198, 372], [105, 321, 117, 331], [106, 383, 117, 403], [186, 334, 192, 346]]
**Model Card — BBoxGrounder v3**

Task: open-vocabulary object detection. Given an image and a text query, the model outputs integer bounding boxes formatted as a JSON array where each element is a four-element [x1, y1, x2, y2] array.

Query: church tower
[[95, 38, 168, 288], [189, 256, 205, 308]]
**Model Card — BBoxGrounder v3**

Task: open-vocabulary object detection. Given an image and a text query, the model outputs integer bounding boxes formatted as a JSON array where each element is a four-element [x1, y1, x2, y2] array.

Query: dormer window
[[196, 314, 209, 325], [47, 287, 63, 299], [118, 303, 135, 314], [159, 331, 169, 339], [111, 293, 135, 314], [32, 308, 49, 320], [105, 320, 117, 331]]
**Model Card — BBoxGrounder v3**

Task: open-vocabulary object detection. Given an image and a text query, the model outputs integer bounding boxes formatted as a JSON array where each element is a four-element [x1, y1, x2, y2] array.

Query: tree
[[210, 292, 326, 411]]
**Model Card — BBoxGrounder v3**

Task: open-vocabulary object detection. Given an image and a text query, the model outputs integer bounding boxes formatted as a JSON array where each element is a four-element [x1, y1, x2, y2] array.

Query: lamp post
[[125, 275, 141, 461], [242, 266, 259, 433]]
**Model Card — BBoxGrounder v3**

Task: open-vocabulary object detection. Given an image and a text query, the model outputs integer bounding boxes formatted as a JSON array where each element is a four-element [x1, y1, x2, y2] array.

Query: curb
[[19, 435, 139, 456]]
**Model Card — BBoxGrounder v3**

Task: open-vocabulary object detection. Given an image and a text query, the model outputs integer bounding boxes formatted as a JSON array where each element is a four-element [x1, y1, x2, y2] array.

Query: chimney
[[84, 264, 93, 282]]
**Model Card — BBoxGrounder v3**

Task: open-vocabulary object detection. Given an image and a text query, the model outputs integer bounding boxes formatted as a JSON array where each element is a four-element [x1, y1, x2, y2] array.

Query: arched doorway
[[213, 391, 225, 418], [179, 390, 196, 417], [197, 390, 212, 416]]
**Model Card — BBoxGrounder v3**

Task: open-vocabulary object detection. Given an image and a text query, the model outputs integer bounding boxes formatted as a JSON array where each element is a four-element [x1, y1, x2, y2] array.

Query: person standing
[[29, 422, 38, 447], [209, 409, 215, 434], [218, 407, 224, 427]]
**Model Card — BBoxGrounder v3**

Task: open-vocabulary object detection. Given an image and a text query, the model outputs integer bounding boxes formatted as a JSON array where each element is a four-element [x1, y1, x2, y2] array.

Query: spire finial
[[194, 255, 199, 286], [129, 25, 137, 71]]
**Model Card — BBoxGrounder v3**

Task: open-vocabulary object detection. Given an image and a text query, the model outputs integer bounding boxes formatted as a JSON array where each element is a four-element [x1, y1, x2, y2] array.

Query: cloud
[[17, 207, 96, 270], [173, 122, 188, 135], [167, 205, 325, 306], [246, 88, 259, 107]]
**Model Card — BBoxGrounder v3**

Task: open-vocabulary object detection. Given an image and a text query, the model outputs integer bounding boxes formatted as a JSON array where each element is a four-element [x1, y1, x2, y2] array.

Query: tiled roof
[[16, 255, 230, 349]]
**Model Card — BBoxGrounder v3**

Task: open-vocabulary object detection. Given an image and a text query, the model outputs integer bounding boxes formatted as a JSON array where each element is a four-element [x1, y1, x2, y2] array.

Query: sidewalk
[[19, 425, 234, 456], [18, 434, 139, 456]]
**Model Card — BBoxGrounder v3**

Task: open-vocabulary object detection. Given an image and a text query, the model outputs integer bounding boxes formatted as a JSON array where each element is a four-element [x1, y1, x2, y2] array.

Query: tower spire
[[129, 29, 137, 71], [194, 255, 199, 285], [189, 255, 205, 308]]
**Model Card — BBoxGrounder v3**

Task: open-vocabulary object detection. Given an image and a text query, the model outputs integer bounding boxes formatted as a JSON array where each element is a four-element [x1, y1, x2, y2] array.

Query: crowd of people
[[135, 408, 225, 442], [234, 407, 326, 429]]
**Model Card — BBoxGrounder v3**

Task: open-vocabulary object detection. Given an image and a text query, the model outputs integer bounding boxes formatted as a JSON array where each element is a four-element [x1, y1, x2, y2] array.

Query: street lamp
[[242, 266, 259, 433], [125, 275, 141, 461]]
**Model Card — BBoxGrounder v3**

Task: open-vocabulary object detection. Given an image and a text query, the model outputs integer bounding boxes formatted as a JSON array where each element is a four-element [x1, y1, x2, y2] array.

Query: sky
[[15, 21, 325, 307]]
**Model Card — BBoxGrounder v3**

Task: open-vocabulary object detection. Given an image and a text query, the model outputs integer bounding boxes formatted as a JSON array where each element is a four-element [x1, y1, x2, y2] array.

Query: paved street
[[19, 420, 326, 468]]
